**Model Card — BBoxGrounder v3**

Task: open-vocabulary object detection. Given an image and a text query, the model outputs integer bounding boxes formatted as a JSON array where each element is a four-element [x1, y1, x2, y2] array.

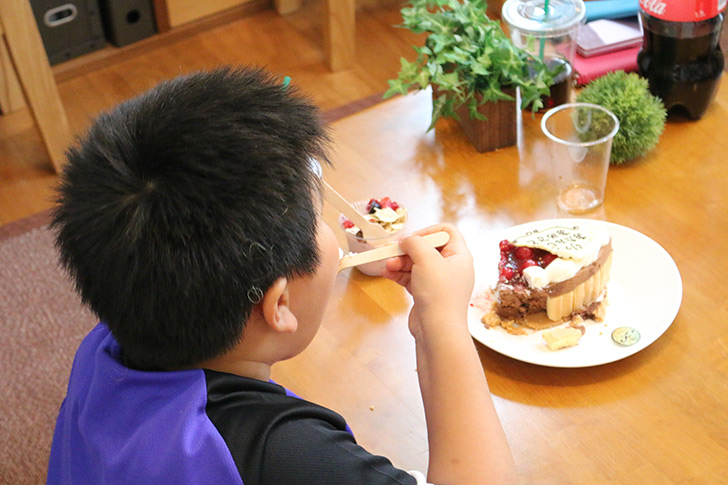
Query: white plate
[[468, 219, 682, 368]]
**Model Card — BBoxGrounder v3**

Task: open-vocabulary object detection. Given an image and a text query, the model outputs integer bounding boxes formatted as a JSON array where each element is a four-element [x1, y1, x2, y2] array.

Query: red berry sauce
[[498, 240, 558, 283]]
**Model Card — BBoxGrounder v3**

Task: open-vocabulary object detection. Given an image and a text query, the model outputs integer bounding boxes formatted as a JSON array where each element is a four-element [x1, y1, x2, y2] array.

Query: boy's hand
[[382, 224, 474, 341]]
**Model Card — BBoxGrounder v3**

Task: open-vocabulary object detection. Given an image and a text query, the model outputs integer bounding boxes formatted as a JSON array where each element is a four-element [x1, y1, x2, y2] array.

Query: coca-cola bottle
[[637, 0, 726, 120]]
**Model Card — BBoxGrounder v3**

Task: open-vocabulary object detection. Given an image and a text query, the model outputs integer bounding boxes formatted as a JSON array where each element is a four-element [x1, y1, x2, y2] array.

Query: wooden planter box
[[453, 94, 517, 153]]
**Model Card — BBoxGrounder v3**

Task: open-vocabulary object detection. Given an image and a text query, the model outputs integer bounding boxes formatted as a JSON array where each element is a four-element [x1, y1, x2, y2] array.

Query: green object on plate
[[612, 326, 641, 346]]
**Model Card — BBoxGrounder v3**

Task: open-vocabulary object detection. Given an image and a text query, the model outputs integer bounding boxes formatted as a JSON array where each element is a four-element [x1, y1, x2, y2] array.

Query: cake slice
[[494, 223, 612, 322]]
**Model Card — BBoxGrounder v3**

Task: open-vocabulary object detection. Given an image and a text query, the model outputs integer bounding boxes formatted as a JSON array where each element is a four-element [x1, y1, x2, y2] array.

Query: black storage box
[[30, 0, 106, 65], [99, 0, 156, 47]]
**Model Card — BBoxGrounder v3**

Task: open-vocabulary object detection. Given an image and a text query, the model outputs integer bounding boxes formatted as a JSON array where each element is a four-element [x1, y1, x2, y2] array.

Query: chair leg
[[274, 0, 303, 15], [0, 36, 26, 114], [0, 0, 72, 173], [324, 0, 355, 71]]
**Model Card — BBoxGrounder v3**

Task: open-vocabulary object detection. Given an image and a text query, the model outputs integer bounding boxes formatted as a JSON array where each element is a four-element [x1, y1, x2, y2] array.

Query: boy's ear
[[261, 277, 298, 334]]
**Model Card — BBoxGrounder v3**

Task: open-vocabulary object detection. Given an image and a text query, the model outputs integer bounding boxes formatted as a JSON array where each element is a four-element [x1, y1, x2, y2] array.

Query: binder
[[572, 45, 640, 85]]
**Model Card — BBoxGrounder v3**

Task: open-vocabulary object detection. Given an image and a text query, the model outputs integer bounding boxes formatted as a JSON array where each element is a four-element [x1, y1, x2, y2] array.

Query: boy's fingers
[[385, 255, 410, 273], [381, 269, 410, 287], [407, 224, 454, 241], [398, 234, 441, 265], [404, 224, 467, 258]]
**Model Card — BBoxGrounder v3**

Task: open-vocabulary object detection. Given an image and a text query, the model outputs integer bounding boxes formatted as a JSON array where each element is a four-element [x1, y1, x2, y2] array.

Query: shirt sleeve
[[257, 411, 417, 485]]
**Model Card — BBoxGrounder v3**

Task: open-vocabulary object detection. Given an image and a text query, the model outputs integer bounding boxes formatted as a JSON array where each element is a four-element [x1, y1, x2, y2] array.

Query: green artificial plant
[[384, 0, 560, 130], [576, 71, 667, 164]]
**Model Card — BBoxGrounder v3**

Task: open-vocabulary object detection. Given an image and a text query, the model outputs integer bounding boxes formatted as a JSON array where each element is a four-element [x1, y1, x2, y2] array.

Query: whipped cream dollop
[[514, 224, 610, 289], [344, 206, 407, 236]]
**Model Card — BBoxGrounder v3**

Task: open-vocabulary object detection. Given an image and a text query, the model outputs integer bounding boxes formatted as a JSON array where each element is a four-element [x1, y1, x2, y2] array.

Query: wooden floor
[[0, 0, 418, 226]]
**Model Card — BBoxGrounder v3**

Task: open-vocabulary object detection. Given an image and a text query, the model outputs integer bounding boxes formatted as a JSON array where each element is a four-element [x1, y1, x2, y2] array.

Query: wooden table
[[271, 78, 728, 483]]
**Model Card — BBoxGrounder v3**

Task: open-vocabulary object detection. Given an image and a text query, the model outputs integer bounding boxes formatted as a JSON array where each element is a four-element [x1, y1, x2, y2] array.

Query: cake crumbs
[[477, 288, 610, 348], [542, 327, 583, 351], [571, 315, 585, 327]]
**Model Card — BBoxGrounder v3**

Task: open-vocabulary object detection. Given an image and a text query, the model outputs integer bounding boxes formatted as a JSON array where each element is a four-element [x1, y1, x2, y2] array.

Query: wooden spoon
[[338, 231, 450, 272]]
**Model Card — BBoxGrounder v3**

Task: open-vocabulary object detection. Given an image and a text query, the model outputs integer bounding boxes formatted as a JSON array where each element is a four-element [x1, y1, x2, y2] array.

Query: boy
[[48, 67, 516, 484]]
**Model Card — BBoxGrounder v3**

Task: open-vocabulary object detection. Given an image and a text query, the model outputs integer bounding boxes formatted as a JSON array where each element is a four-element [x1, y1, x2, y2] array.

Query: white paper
[[589, 19, 642, 44]]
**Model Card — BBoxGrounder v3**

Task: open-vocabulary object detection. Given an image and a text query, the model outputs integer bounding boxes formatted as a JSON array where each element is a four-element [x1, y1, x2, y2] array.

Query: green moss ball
[[576, 71, 666, 164]]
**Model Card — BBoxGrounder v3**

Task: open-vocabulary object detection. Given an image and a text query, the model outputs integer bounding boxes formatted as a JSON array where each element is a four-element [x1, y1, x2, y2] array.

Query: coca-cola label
[[640, 0, 724, 21]]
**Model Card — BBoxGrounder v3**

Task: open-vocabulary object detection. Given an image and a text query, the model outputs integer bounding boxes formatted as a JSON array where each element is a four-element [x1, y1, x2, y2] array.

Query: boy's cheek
[[319, 222, 340, 280]]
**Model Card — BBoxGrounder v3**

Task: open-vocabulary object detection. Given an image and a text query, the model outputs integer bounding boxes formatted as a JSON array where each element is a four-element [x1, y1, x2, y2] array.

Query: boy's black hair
[[53, 67, 330, 369]]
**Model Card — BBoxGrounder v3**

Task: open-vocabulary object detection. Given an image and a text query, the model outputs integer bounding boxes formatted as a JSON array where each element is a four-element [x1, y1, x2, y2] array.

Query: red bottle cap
[[640, 0, 726, 22]]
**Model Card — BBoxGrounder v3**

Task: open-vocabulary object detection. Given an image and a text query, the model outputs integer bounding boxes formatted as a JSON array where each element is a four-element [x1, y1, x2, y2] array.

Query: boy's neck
[[196, 308, 294, 382], [200, 356, 273, 382]]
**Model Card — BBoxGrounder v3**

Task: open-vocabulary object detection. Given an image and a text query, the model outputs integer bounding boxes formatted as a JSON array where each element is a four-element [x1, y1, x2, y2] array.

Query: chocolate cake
[[494, 223, 612, 322]]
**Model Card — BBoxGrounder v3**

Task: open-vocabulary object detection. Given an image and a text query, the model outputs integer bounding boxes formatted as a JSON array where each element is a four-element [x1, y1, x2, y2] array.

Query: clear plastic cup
[[541, 103, 619, 213], [338, 200, 407, 276], [502, 0, 586, 110]]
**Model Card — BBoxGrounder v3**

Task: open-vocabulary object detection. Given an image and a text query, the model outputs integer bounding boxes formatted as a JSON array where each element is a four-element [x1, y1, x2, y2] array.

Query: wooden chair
[[274, 0, 355, 71], [0, 0, 71, 173]]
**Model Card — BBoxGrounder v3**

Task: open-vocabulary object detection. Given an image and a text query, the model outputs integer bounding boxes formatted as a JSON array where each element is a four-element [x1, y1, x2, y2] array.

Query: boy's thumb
[[398, 235, 437, 265]]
